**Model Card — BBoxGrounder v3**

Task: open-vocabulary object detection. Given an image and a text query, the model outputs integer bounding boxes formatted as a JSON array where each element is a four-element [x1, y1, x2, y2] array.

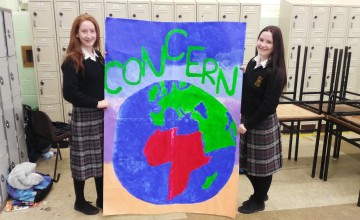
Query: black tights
[[246, 174, 272, 204], [73, 177, 103, 204]]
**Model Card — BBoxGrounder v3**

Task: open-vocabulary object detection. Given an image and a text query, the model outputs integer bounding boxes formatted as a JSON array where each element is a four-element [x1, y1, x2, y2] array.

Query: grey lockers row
[[279, 0, 360, 100], [28, 0, 262, 122], [0, 8, 27, 210]]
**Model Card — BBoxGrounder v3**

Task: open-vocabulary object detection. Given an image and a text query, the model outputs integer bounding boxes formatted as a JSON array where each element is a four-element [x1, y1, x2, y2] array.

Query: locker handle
[[33, 19, 36, 28], [325, 81, 327, 87], [1, 174, 4, 182], [293, 22, 295, 29], [40, 80, 44, 95], [40, 80, 44, 86], [20, 151, 24, 158], [0, 76, 3, 85], [16, 113, 19, 121], [306, 81, 309, 87], [6, 120, 10, 128], [7, 29, 11, 39], [59, 12, 63, 16], [10, 72, 14, 80], [332, 22, 334, 29], [308, 76, 311, 79], [351, 22, 353, 29], [33, 12, 37, 16], [37, 54, 40, 62], [310, 52, 312, 59], [288, 82, 290, 88], [290, 52, 292, 59], [313, 21, 315, 28], [11, 162, 15, 169]]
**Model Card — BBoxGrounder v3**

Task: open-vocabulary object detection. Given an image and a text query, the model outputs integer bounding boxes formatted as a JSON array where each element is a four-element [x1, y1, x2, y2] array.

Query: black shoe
[[242, 194, 269, 206], [238, 200, 265, 214], [74, 201, 99, 215], [96, 198, 103, 209]]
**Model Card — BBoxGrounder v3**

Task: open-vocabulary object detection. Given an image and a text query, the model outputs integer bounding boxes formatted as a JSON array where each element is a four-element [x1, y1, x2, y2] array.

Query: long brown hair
[[64, 14, 102, 73], [258, 25, 287, 89]]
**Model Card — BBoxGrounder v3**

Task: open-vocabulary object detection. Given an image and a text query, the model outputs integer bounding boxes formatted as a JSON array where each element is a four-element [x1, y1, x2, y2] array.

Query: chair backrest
[[31, 110, 57, 141]]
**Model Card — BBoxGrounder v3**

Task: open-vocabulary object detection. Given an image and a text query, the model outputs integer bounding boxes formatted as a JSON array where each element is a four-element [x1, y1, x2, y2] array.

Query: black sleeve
[[244, 69, 284, 129], [61, 59, 98, 108]]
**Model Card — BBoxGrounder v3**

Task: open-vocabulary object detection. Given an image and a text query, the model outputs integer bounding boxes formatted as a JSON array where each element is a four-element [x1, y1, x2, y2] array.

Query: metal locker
[[240, 3, 261, 39], [304, 67, 323, 92], [0, 108, 6, 157], [40, 103, 64, 122], [346, 38, 360, 67], [328, 3, 349, 38], [174, 0, 196, 22], [152, 0, 174, 22], [218, 0, 240, 22], [37, 71, 61, 105], [34, 37, 59, 72], [348, 2, 360, 38], [243, 37, 256, 66], [197, 0, 219, 22], [58, 37, 70, 69], [64, 102, 73, 123], [13, 95, 25, 137], [3, 11, 16, 57], [105, 0, 128, 18], [0, 12, 7, 58], [128, 0, 152, 21], [28, 1, 56, 38], [0, 57, 11, 104], [8, 55, 21, 98], [55, 0, 80, 38], [3, 100, 20, 168], [0, 152, 10, 208], [309, 4, 330, 38], [307, 37, 326, 68], [17, 134, 28, 163], [287, 38, 307, 68], [326, 38, 345, 67], [80, 0, 105, 37], [285, 67, 302, 93]]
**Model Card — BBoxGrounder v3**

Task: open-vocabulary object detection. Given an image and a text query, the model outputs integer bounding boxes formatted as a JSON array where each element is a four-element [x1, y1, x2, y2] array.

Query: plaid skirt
[[70, 106, 104, 181], [240, 113, 282, 176]]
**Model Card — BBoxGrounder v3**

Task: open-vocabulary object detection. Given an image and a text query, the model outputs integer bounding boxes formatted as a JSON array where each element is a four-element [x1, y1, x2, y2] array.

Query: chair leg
[[358, 189, 360, 207], [53, 143, 61, 182], [311, 120, 322, 178]]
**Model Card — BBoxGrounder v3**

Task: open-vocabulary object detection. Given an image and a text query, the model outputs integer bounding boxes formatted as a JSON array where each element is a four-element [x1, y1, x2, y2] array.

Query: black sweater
[[61, 52, 104, 108], [241, 58, 285, 129]]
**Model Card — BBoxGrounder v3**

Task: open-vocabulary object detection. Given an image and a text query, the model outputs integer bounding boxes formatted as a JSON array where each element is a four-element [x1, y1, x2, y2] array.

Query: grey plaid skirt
[[240, 113, 282, 176], [70, 106, 104, 181]]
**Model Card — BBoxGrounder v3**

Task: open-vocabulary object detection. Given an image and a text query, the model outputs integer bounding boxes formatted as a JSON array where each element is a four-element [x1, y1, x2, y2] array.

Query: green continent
[[202, 172, 218, 189], [149, 81, 236, 153]]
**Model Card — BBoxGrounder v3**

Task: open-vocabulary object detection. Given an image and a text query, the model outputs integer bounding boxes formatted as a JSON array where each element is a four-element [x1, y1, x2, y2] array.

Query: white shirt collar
[[253, 55, 269, 69], [81, 47, 98, 61]]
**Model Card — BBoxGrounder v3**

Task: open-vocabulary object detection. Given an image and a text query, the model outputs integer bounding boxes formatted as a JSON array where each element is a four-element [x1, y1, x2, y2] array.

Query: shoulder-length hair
[[258, 25, 287, 89], [64, 14, 102, 73]]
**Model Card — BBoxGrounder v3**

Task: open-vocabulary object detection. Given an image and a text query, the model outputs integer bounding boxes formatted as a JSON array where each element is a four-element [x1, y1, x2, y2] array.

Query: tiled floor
[[0, 133, 359, 220]]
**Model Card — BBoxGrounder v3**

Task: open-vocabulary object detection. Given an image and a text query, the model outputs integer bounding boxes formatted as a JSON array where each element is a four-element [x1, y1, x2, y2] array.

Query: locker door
[[219, 3, 240, 22], [0, 109, 6, 156], [106, 2, 128, 18], [80, 2, 105, 37], [128, 2, 151, 21], [243, 38, 256, 66], [328, 6, 348, 38], [0, 152, 10, 206], [40, 104, 64, 122], [8, 56, 21, 98], [55, 1, 79, 38], [310, 5, 329, 38], [37, 71, 61, 104], [13, 95, 25, 136], [58, 37, 70, 69], [240, 5, 260, 39], [175, 2, 196, 22], [287, 38, 307, 68], [347, 38, 360, 67], [0, 12, 7, 58], [4, 11, 16, 56], [348, 6, 360, 37], [64, 102, 73, 123], [0, 57, 11, 103], [344, 67, 358, 99], [3, 100, 20, 167], [327, 38, 345, 69], [290, 5, 310, 38], [152, 2, 174, 22], [18, 134, 28, 163], [34, 38, 58, 72], [197, 2, 218, 22], [29, 1, 56, 38], [285, 67, 303, 93], [304, 67, 323, 92], [307, 38, 326, 68]]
